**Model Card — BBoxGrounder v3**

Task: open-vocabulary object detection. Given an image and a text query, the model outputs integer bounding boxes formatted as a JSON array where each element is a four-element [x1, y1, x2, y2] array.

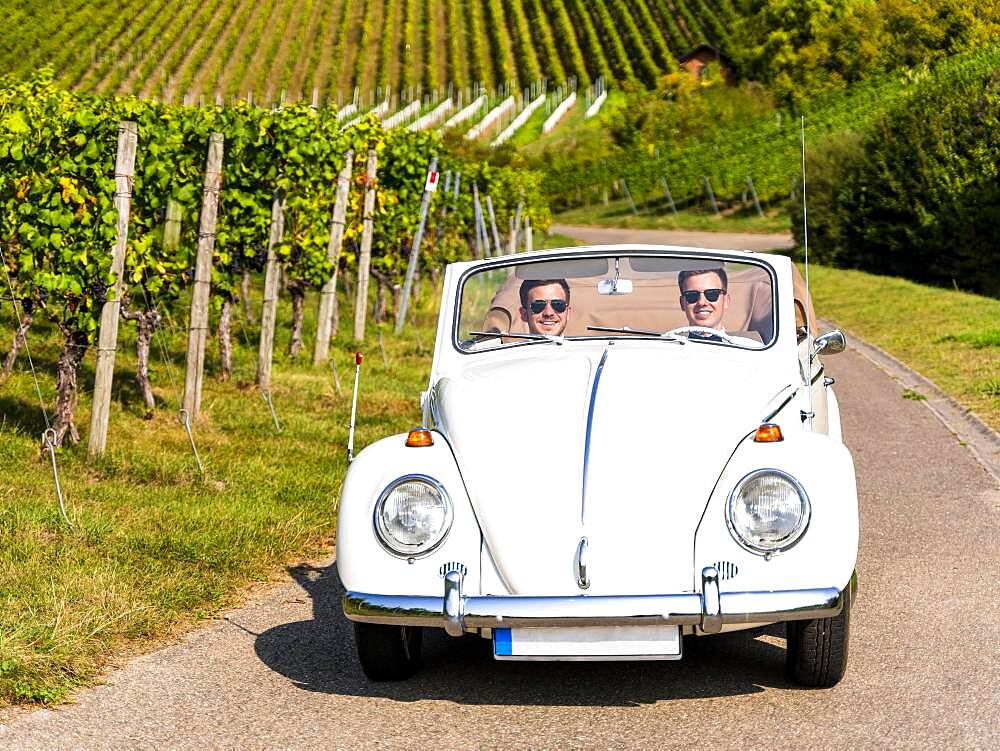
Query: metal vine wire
[[0, 243, 51, 431], [0, 241, 74, 529], [135, 279, 205, 473]]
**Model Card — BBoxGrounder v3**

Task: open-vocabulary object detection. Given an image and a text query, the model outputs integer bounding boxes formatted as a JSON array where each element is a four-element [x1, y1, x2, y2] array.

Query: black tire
[[786, 588, 851, 688], [354, 622, 423, 681]]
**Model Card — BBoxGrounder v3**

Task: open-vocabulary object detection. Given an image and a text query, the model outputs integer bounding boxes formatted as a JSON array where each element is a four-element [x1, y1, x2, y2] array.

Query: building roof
[[677, 44, 734, 68]]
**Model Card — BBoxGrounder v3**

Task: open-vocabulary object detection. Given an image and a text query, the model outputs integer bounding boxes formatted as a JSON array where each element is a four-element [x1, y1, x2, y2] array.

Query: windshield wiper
[[467, 330, 565, 345], [586, 325, 685, 343]]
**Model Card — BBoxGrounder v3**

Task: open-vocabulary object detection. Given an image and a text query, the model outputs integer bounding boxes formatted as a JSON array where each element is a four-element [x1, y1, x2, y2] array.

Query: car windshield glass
[[456, 254, 775, 351]]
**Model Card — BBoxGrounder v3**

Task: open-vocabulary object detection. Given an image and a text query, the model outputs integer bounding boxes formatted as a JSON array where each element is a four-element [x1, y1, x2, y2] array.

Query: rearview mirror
[[813, 329, 846, 356], [597, 278, 633, 295]]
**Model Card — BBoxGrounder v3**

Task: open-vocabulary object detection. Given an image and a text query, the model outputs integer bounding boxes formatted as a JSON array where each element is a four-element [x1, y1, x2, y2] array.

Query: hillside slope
[[0, 0, 737, 104]]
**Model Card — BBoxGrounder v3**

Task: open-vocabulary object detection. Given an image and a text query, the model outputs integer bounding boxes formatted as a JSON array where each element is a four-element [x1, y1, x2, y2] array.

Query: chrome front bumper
[[343, 566, 854, 637]]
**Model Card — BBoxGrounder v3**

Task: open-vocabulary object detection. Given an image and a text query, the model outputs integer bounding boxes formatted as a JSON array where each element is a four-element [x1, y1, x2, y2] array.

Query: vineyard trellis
[[0, 75, 548, 454]]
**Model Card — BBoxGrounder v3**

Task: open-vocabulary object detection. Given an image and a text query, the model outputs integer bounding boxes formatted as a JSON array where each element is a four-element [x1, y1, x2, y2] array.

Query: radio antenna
[[347, 352, 363, 462], [800, 116, 815, 428]]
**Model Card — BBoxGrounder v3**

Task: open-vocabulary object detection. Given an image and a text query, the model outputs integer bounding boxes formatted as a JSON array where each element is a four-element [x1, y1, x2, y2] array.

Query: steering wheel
[[665, 325, 735, 343]]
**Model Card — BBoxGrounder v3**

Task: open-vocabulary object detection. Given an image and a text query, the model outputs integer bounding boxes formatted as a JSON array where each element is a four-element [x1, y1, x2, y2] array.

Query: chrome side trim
[[581, 348, 610, 523], [761, 384, 797, 423], [344, 586, 845, 631]]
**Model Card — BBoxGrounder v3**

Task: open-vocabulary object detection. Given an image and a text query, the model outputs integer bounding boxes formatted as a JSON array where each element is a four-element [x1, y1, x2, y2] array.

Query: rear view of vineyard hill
[[0, 0, 740, 103]]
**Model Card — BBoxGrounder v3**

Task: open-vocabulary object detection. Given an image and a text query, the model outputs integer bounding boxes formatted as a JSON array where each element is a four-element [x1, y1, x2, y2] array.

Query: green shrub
[[793, 47, 1000, 297]]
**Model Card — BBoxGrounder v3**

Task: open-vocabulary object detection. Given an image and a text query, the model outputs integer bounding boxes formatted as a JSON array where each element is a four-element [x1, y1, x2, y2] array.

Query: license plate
[[493, 625, 682, 661]]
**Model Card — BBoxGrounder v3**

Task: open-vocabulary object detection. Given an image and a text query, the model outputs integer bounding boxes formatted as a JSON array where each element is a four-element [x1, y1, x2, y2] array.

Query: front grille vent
[[712, 561, 739, 580], [439, 561, 467, 578]]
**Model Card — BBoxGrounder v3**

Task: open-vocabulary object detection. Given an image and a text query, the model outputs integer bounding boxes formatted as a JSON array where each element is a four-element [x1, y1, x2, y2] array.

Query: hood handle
[[575, 537, 590, 590]]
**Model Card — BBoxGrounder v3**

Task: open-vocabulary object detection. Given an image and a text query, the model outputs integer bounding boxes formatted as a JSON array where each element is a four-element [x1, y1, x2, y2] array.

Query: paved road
[[2, 229, 998, 749], [550, 224, 795, 252]]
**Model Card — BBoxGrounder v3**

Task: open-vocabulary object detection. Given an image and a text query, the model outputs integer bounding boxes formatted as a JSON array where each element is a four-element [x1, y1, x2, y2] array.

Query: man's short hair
[[519, 278, 571, 307], [678, 267, 728, 291]]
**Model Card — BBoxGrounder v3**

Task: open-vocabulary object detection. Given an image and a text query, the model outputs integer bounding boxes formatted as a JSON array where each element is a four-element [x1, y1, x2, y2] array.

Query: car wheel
[[786, 588, 851, 688], [354, 622, 423, 681]]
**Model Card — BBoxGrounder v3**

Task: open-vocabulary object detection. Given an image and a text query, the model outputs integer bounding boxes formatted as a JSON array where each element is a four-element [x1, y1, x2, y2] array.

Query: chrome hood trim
[[431, 347, 779, 596]]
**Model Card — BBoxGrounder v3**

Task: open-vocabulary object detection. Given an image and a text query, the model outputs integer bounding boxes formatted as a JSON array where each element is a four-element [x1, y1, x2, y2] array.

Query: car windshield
[[456, 254, 775, 352]]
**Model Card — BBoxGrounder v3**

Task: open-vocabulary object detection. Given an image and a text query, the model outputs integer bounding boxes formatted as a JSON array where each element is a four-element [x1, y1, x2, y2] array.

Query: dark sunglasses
[[528, 298, 568, 314], [682, 288, 726, 304]]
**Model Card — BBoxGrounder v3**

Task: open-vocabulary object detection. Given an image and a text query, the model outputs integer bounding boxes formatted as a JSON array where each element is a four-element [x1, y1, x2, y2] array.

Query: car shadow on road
[[254, 560, 798, 706]]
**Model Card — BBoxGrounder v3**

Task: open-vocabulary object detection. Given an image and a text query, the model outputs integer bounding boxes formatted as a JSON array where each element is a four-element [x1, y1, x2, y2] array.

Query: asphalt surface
[[2, 229, 998, 749]]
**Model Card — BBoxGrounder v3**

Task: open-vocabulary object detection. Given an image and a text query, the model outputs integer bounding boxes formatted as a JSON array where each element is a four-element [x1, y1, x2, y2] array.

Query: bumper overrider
[[344, 566, 857, 637]]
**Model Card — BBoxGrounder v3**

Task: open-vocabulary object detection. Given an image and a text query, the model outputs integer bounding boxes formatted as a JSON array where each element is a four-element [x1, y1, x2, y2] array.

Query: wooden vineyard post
[[395, 156, 438, 333], [163, 198, 182, 249], [182, 132, 224, 420], [660, 177, 678, 215], [314, 150, 355, 365], [353, 150, 378, 343], [747, 176, 764, 217], [704, 176, 720, 216], [256, 189, 286, 390], [87, 121, 137, 458], [485, 196, 503, 256]]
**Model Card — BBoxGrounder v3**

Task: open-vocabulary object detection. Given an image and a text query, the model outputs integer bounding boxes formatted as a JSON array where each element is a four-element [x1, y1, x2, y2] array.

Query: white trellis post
[[353, 151, 379, 342], [314, 151, 355, 365], [88, 121, 137, 457], [256, 189, 286, 390], [181, 132, 224, 420]]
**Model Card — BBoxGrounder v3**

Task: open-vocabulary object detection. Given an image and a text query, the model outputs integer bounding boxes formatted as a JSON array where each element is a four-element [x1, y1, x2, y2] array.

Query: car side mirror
[[597, 278, 633, 295], [813, 329, 846, 356]]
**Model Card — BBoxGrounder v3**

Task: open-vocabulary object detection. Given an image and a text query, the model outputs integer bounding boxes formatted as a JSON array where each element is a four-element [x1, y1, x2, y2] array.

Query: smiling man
[[519, 278, 571, 336], [678, 268, 731, 334]]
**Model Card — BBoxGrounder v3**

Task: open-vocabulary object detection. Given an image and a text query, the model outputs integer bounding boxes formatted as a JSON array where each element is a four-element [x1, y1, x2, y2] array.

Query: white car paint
[[337, 245, 857, 636]]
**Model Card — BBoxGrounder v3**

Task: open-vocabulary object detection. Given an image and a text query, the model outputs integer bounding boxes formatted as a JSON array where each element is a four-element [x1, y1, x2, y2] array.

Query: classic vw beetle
[[338, 245, 858, 687]]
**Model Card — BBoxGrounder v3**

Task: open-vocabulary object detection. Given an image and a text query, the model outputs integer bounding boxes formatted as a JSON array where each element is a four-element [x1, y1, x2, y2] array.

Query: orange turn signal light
[[754, 423, 784, 443], [405, 428, 434, 447]]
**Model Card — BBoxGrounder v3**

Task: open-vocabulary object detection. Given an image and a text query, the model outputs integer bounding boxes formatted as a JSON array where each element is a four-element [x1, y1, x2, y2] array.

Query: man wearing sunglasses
[[519, 278, 572, 336], [676, 268, 763, 346], [677, 267, 744, 344]]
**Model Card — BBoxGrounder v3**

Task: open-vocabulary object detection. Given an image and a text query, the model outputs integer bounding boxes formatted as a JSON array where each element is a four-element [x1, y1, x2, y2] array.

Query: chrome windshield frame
[[451, 248, 781, 356]]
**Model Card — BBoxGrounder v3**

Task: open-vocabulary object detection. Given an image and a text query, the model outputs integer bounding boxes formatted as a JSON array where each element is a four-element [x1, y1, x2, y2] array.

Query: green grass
[[807, 265, 1000, 431], [0, 281, 433, 706], [554, 197, 793, 235]]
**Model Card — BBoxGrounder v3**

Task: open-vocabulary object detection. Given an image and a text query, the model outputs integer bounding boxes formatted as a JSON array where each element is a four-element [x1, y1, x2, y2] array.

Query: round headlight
[[727, 469, 810, 554], [374, 475, 453, 557]]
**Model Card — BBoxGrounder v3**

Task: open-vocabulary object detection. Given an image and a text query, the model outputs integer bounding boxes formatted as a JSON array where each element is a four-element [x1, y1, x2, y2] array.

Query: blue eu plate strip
[[494, 628, 512, 656]]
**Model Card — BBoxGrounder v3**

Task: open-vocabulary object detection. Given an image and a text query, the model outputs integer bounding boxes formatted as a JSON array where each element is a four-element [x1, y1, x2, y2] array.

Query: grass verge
[[0, 284, 433, 706], [554, 197, 792, 235], [807, 265, 1000, 432]]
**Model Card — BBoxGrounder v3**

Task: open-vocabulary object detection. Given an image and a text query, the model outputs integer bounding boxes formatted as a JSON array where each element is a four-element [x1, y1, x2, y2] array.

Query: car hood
[[431, 345, 777, 595]]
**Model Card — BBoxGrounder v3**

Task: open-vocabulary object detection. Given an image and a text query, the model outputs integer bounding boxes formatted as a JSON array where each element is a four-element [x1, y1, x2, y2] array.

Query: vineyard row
[[0, 0, 738, 102]]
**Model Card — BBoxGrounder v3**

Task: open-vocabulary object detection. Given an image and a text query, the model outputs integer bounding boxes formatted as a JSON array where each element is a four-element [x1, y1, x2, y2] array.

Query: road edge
[[821, 317, 1000, 484]]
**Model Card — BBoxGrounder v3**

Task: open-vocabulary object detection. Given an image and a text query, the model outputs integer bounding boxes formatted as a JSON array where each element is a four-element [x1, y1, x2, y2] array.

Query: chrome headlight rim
[[372, 474, 454, 558], [726, 468, 811, 556]]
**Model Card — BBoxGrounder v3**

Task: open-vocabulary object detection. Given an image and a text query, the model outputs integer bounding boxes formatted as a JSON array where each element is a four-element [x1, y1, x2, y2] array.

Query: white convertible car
[[338, 245, 858, 687]]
